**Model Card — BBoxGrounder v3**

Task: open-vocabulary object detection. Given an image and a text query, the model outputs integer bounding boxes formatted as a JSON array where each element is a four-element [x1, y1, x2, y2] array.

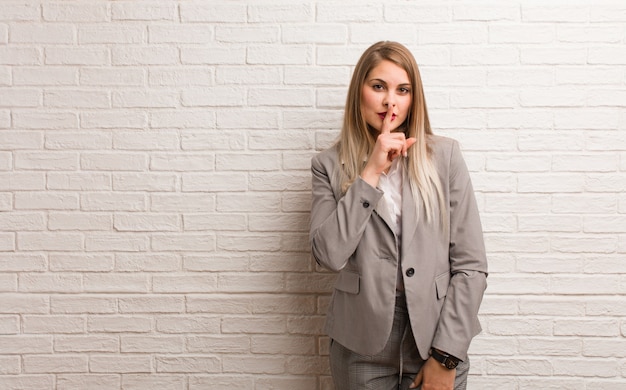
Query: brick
[[81, 152, 147, 171], [57, 374, 121, 390], [0, 2, 40, 21], [157, 316, 220, 334], [122, 375, 185, 390], [113, 131, 180, 150], [81, 193, 147, 212], [82, 111, 148, 129], [18, 232, 82, 251], [14, 67, 77, 86], [80, 67, 145, 86], [112, 90, 177, 108], [181, 173, 247, 192], [79, 26, 145, 44], [251, 335, 315, 355], [111, 2, 176, 21], [152, 274, 217, 293], [19, 273, 82, 293], [121, 336, 184, 353], [84, 274, 149, 293], [85, 233, 149, 252], [0, 355, 20, 373], [215, 26, 279, 43], [0, 47, 41, 65], [43, 3, 108, 22], [486, 358, 551, 376], [248, 3, 312, 22], [150, 194, 214, 213], [180, 3, 246, 23], [24, 355, 88, 373], [0, 335, 52, 353], [89, 355, 151, 373], [49, 131, 110, 150], [112, 46, 178, 65], [181, 47, 246, 65], [247, 45, 312, 65], [48, 173, 111, 192], [151, 234, 215, 252], [112, 173, 177, 191], [151, 153, 214, 171], [182, 87, 246, 107], [0, 87, 40, 107], [15, 151, 78, 170], [156, 356, 220, 373], [349, 24, 418, 45], [419, 25, 487, 44], [222, 355, 285, 374], [87, 315, 152, 333], [282, 24, 347, 44], [114, 213, 179, 232], [51, 296, 116, 314], [150, 110, 216, 128], [149, 25, 213, 44], [217, 272, 284, 292], [23, 315, 84, 334], [13, 111, 78, 129], [186, 335, 249, 354], [15, 192, 79, 210], [118, 296, 185, 313], [44, 90, 110, 108], [115, 253, 179, 272], [451, 46, 518, 65], [10, 24, 74, 44], [183, 214, 246, 232], [0, 232, 15, 251], [454, 5, 519, 21], [149, 67, 213, 86], [49, 253, 113, 272], [45, 47, 109, 65], [0, 213, 46, 231], [183, 253, 249, 271], [317, 3, 382, 22]]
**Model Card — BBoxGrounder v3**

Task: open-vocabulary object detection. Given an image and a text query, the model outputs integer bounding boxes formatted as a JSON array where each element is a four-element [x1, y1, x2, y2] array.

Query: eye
[[372, 84, 384, 90], [399, 87, 411, 94]]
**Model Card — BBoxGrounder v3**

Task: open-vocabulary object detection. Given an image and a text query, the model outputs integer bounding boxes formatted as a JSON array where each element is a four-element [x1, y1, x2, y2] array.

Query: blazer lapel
[[374, 196, 395, 233]]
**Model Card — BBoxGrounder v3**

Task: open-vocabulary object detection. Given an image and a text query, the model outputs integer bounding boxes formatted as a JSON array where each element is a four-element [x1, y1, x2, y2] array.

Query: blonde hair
[[336, 41, 446, 225]]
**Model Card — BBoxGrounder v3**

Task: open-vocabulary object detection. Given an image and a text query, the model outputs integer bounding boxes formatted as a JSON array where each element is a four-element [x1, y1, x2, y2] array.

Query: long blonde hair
[[336, 41, 446, 225]]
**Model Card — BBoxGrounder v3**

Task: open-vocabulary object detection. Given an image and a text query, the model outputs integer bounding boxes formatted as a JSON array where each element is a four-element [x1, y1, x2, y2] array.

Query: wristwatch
[[430, 348, 460, 369]]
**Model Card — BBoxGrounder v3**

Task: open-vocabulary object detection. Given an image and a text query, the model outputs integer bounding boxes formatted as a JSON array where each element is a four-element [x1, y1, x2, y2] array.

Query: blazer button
[[362, 201, 370, 208], [405, 268, 415, 277]]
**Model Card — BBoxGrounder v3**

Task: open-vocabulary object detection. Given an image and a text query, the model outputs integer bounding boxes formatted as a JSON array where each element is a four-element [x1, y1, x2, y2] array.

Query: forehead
[[367, 60, 410, 83]]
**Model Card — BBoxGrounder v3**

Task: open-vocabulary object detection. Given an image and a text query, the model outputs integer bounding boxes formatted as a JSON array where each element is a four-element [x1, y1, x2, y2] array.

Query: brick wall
[[0, 1, 624, 389]]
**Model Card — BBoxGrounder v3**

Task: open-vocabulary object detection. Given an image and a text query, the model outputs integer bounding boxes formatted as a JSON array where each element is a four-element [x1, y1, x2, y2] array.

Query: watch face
[[445, 359, 458, 369]]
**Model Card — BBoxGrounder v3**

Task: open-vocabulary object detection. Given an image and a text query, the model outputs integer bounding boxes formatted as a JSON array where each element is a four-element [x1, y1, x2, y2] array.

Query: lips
[[378, 112, 397, 121]]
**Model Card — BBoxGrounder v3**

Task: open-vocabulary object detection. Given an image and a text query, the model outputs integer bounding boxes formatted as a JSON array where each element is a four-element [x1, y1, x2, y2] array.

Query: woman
[[309, 41, 488, 390]]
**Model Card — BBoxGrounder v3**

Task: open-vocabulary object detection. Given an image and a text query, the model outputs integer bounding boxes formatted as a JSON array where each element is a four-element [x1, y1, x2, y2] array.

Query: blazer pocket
[[435, 272, 450, 299], [335, 270, 360, 294]]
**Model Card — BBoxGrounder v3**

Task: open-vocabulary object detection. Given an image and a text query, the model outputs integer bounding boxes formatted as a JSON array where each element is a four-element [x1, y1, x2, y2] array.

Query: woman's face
[[360, 60, 412, 134]]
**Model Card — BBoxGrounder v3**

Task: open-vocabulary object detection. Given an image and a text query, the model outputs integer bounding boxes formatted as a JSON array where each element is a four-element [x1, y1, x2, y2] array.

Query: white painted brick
[[218, 234, 281, 253], [87, 315, 152, 333], [590, 4, 626, 22], [13, 67, 77, 86], [149, 25, 212, 44], [518, 131, 584, 151], [181, 47, 246, 65], [150, 110, 216, 129], [487, 68, 554, 87], [115, 253, 179, 272], [15, 192, 79, 210], [222, 355, 285, 374], [454, 5, 519, 21], [182, 87, 246, 107], [318, 3, 382, 22], [216, 193, 281, 213], [0, 172, 45, 191], [215, 26, 279, 43], [249, 88, 314, 107], [81, 111, 147, 129], [152, 274, 217, 293], [552, 194, 617, 214], [183, 253, 249, 271], [0, 47, 41, 65], [486, 358, 552, 376], [23, 315, 84, 334], [13, 111, 78, 129], [112, 46, 178, 66], [81, 193, 147, 212], [250, 131, 313, 150], [113, 131, 179, 150], [0, 2, 40, 21], [181, 173, 246, 192], [282, 24, 347, 44], [57, 374, 121, 390], [248, 3, 312, 23], [111, 2, 176, 21], [114, 213, 179, 232], [151, 153, 214, 172], [215, 153, 279, 171], [81, 152, 147, 171], [49, 254, 114, 272], [79, 25, 144, 44], [43, 3, 108, 22], [51, 296, 116, 314], [215, 66, 282, 85], [118, 296, 185, 314], [122, 375, 185, 390], [0, 131, 40, 149], [80, 67, 145, 86], [89, 355, 151, 373], [247, 45, 312, 65], [551, 235, 617, 254], [23, 354, 87, 373], [156, 316, 220, 334], [252, 335, 315, 355], [44, 90, 109, 108], [112, 90, 177, 109], [0, 24, 7, 45], [217, 110, 279, 129], [249, 172, 311, 191], [47, 173, 112, 191], [490, 24, 555, 44], [84, 274, 148, 293], [45, 47, 109, 66], [149, 67, 213, 86], [180, 3, 246, 23], [518, 215, 582, 232], [156, 356, 220, 373], [0, 213, 45, 231], [350, 24, 418, 45], [150, 193, 214, 213], [589, 46, 626, 65], [585, 173, 626, 192], [451, 46, 518, 65], [0, 355, 20, 373], [0, 110, 9, 129], [10, 24, 74, 44], [19, 273, 82, 293], [15, 151, 78, 170], [0, 87, 41, 107], [85, 233, 149, 252], [151, 234, 215, 252], [0, 254, 46, 271]]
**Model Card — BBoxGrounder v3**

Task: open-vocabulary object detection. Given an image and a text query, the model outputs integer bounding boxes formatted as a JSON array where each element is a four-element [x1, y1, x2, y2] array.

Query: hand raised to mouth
[[360, 105, 416, 188]]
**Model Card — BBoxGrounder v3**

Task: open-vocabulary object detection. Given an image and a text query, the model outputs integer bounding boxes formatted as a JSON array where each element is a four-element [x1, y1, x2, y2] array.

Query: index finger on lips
[[380, 105, 394, 134]]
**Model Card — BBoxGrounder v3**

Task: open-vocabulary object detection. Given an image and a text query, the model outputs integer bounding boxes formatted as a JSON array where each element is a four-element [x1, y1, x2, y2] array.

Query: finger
[[409, 370, 423, 389], [380, 105, 395, 134], [403, 137, 417, 157]]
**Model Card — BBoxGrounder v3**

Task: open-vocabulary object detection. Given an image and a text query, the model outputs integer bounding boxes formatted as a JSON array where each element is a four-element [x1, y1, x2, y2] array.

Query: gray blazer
[[310, 135, 487, 361]]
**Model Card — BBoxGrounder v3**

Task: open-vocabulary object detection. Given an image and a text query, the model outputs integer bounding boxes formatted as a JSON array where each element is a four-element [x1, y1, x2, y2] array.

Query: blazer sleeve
[[432, 140, 488, 361], [309, 153, 384, 272]]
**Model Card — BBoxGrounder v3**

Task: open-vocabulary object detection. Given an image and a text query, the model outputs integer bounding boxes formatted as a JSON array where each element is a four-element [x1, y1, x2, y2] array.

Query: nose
[[383, 93, 396, 108]]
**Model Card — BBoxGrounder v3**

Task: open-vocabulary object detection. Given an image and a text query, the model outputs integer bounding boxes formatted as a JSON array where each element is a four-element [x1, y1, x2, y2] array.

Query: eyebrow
[[368, 78, 411, 86]]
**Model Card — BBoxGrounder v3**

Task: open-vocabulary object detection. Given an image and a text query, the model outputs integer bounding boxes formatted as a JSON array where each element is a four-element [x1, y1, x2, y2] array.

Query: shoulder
[[311, 143, 340, 171], [428, 134, 460, 162]]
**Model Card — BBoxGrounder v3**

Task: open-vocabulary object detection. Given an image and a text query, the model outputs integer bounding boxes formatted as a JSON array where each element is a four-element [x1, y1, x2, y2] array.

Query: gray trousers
[[329, 295, 469, 390]]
